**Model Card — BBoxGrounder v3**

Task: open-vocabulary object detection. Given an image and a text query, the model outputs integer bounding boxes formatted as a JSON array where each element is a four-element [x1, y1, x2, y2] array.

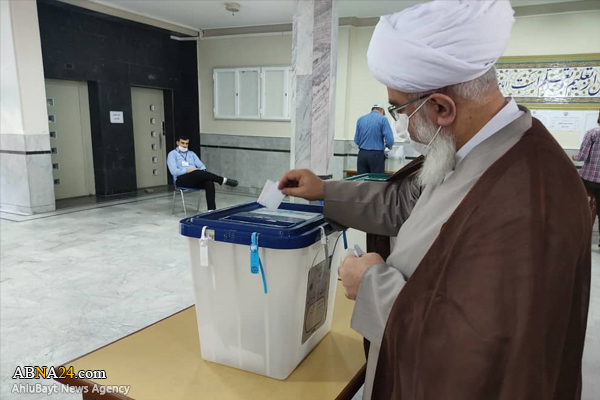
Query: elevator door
[[131, 87, 167, 189], [45, 79, 95, 200]]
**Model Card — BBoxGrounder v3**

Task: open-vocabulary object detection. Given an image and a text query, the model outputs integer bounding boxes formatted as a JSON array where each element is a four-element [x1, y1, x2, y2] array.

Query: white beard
[[412, 113, 457, 187]]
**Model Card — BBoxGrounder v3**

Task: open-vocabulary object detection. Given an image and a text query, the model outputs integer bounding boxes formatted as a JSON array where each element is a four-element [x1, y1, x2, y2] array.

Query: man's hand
[[339, 253, 384, 300], [278, 169, 325, 201], [186, 168, 199, 173]]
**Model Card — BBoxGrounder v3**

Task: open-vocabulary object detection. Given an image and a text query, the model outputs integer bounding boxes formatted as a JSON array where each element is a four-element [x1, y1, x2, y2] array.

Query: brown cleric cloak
[[371, 119, 591, 400]]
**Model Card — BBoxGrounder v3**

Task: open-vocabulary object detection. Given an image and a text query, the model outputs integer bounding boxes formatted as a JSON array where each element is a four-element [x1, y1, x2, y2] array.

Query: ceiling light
[[225, 2, 240, 16]]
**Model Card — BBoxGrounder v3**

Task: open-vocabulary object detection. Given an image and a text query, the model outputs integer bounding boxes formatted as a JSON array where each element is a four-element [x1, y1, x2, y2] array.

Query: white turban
[[367, 0, 515, 93]]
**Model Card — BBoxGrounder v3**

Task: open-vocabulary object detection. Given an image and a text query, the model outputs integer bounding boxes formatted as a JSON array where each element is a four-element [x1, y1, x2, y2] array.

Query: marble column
[[0, 0, 55, 214], [290, 0, 338, 176]]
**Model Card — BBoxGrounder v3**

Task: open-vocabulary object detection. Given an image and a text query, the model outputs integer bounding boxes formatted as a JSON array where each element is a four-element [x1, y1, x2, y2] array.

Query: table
[[55, 282, 366, 400], [343, 169, 396, 178], [344, 173, 392, 182]]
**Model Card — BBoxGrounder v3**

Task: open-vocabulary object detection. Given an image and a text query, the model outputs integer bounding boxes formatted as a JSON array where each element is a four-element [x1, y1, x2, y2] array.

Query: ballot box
[[180, 202, 344, 380]]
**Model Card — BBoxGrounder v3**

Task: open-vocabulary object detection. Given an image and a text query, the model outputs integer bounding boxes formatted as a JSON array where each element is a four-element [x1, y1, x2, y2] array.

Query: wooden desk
[[55, 282, 365, 400]]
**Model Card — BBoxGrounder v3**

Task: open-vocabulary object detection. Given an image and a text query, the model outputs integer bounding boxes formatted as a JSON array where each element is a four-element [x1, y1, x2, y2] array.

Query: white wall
[[505, 11, 600, 56], [197, 10, 600, 140], [334, 26, 351, 140], [197, 34, 293, 137], [5, 0, 49, 137], [342, 26, 388, 141], [0, 0, 24, 136]]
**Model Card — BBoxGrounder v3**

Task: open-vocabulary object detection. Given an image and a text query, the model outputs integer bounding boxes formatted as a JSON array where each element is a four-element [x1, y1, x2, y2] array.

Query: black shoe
[[225, 178, 238, 187]]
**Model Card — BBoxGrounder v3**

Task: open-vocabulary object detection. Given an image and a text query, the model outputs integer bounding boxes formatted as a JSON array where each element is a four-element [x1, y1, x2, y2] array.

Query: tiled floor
[[0, 191, 254, 400], [1, 192, 599, 400]]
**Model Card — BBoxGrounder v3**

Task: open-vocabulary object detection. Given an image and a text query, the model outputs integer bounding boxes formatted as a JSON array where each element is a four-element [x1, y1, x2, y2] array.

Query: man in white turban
[[279, 1, 591, 399]]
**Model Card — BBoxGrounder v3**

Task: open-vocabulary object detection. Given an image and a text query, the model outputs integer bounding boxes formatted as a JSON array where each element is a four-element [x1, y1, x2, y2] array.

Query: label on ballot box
[[302, 255, 332, 344]]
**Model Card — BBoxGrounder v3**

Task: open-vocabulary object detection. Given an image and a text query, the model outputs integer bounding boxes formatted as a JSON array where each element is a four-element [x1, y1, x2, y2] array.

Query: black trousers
[[176, 170, 224, 210], [582, 179, 600, 236], [357, 149, 385, 175]]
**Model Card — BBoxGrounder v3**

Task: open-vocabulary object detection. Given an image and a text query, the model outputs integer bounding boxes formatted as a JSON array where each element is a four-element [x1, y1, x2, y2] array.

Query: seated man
[[167, 135, 238, 210]]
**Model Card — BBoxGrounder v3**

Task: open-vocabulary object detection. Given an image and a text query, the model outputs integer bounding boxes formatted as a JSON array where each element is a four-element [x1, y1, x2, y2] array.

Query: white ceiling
[[90, 0, 585, 31]]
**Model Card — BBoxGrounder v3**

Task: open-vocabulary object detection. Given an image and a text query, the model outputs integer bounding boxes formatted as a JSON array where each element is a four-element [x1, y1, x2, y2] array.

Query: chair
[[172, 185, 204, 216]]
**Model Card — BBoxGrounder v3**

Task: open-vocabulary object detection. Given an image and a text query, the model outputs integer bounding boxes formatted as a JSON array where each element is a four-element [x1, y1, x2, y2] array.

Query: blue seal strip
[[250, 232, 267, 294]]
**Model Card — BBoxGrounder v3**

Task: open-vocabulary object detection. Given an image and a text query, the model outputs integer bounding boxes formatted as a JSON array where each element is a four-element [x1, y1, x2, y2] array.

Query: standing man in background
[[167, 135, 238, 211], [573, 109, 600, 245], [354, 103, 395, 174]]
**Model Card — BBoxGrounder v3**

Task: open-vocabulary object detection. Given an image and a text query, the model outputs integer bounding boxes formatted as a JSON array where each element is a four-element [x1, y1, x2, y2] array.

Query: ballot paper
[[257, 180, 285, 209], [353, 244, 365, 257]]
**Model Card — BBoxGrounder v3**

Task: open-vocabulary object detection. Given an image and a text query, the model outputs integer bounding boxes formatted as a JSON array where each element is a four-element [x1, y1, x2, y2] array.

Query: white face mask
[[394, 98, 441, 156], [178, 146, 188, 153], [394, 115, 409, 142]]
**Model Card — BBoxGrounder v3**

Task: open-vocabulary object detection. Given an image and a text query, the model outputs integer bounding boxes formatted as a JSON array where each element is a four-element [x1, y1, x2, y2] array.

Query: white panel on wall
[[214, 69, 237, 119], [213, 66, 291, 121], [238, 68, 260, 119], [262, 67, 286, 119]]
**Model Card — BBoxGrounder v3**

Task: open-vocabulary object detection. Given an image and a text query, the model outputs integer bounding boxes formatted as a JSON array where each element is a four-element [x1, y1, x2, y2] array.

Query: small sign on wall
[[109, 111, 124, 124]]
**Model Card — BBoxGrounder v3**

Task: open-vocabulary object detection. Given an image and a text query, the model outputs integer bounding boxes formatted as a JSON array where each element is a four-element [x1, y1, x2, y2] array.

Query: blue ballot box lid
[[179, 202, 334, 249]]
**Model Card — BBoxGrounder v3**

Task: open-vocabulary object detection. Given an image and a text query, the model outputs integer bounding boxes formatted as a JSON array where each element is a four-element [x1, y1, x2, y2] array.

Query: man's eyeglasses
[[387, 93, 431, 121]]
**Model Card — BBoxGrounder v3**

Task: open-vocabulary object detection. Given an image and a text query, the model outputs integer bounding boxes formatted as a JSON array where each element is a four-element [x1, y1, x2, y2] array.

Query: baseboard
[[215, 185, 262, 197]]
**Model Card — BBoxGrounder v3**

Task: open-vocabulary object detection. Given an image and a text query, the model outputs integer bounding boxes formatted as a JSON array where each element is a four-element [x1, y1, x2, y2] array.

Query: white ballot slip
[[257, 180, 285, 210], [353, 244, 365, 257]]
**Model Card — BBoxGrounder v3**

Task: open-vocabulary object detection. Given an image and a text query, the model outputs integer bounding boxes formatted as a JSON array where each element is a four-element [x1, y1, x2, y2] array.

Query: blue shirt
[[354, 111, 395, 151], [167, 148, 206, 182]]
